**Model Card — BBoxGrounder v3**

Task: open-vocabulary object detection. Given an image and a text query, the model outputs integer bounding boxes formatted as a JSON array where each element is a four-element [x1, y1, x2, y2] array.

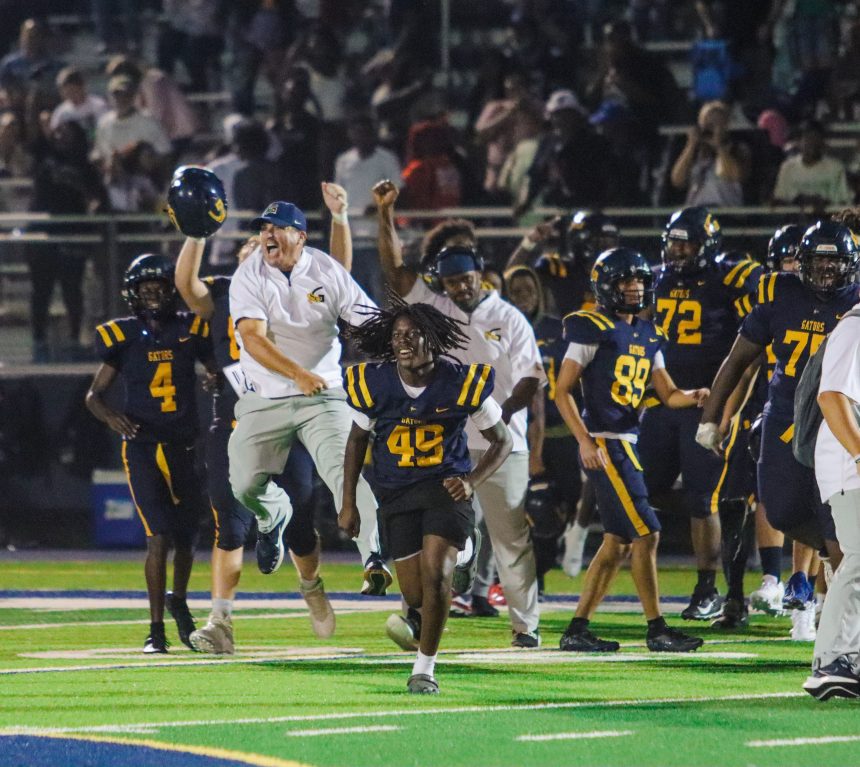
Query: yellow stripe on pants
[[596, 438, 650, 537]]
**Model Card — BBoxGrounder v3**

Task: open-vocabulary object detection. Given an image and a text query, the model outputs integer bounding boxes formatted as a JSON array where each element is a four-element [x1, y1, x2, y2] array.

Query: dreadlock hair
[[347, 292, 469, 363]]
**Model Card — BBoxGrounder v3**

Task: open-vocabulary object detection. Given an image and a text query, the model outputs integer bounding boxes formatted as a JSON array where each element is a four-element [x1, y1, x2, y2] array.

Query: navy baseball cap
[[252, 201, 307, 232]]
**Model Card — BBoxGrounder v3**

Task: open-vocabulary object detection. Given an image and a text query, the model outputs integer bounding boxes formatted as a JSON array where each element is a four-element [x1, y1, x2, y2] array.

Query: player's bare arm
[[526, 387, 546, 477], [444, 420, 513, 502], [236, 317, 327, 396], [85, 363, 139, 439], [555, 357, 607, 470], [340, 422, 370, 537], [700, 335, 763, 425], [322, 181, 352, 272], [373, 179, 417, 296], [651, 367, 709, 409], [500, 376, 540, 424], [174, 236, 215, 319]]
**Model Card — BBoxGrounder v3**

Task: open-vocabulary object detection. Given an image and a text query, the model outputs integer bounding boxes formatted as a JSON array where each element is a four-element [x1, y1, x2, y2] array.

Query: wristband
[[520, 235, 538, 252], [331, 210, 348, 225]]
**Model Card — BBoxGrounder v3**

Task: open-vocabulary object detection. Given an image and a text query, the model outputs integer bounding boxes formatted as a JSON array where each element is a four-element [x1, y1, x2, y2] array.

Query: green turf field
[[0, 558, 856, 767]]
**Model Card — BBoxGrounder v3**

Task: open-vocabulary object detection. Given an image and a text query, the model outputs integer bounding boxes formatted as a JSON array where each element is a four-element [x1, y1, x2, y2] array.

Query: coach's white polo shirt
[[405, 279, 546, 452], [230, 245, 374, 398]]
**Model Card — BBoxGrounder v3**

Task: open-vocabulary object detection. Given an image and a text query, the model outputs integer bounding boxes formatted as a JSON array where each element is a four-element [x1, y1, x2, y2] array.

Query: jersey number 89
[[610, 355, 651, 408]]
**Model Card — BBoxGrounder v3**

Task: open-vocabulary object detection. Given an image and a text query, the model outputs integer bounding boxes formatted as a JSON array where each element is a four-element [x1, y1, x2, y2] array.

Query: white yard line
[[0, 691, 804, 736], [285, 725, 400, 738], [747, 735, 860, 748], [517, 730, 634, 742]]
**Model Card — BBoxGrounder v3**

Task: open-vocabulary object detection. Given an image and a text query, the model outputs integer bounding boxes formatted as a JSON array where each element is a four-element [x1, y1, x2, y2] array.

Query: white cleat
[[790, 601, 817, 642], [561, 523, 588, 577], [301, 577, 336, 638], [749, 577, 785, 616], [189, 614, 234, 654]]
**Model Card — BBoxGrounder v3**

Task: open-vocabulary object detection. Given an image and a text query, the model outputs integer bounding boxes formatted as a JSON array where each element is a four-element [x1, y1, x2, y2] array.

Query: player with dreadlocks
[[341, 298, 513, 694]]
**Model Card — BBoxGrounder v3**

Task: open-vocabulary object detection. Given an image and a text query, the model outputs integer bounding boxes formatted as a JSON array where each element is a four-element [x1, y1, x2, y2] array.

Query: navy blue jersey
[[533, 314, 567, 428], [563, 309, 667, 435], [534, 253, 594, 317], [741, 272, 860, 418], [654, 254, 763, 388], [95, 312, 212, 443], [203, 275, 240, 372], [343, 359, 495, 489]]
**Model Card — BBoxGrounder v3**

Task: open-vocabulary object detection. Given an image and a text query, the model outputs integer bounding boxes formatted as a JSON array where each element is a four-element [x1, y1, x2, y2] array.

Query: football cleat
[[783, 571, 813, 611], [488, 583, 507, 606], [452, 527, 481, 596], [190, 614, 234, 654], [385, 609, 421, 651], [681, 588, 724, 621], [300, 577, 336, 638], [750, 577, 785, 616], [790, 602, 816, 642], [710, 597, 749, 630], [471, 594, 500, 618], [165, 592, 197, 650], [803, 656, 860, 701], [256, 515, 288, 575], [511, 629, 541, 648], [361, 554, 393, 596], [407, 674, 439, 694], [559, 627, 620, 652], [449, 594, 472, 618], [561, 523, 588, 577], [143, 622, 169, 654], [646, 625, 703, 652]]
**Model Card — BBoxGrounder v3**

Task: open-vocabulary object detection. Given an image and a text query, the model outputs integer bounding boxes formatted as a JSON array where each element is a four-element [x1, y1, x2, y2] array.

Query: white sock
[[761, 574, 778, 586], [455, 536, 474, 567], [301, 576, 321, 590], [212, 598, 233, 618], [412, 651, 436, 678]]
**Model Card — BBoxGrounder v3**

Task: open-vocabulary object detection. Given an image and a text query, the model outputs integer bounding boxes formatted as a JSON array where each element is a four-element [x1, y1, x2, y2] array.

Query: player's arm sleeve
[[563, 341, 598, 367], [350, 410, 375, 432], [93, 321, 125, 365], [469, 396, 504, 430], [228, 267, 267, 325], [739, 281, 774, 347], [721, 257, 763, 299], [653, 350, 666, 371], [342, 363, 377, 417]]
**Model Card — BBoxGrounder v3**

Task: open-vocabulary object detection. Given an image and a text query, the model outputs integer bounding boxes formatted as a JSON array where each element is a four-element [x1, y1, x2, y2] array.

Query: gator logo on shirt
[[307, 286, 325, 304], [484, 328, 502, 342]]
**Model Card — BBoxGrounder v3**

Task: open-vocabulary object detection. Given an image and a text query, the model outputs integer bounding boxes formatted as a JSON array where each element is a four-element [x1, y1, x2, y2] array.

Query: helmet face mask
[[797, 220, 859, 296], [799, 254, 854, 294], [123, 254, 177, 321], [767, 224, 802, 273], [591, 247, 655, 314], [661, 207, 721, 275]]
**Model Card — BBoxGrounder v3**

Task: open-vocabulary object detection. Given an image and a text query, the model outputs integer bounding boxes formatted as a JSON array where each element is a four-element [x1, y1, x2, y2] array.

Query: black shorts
[[377, 478, 474, 560]]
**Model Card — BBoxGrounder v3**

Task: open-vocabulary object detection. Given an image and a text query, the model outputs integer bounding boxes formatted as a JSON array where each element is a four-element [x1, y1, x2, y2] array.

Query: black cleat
[[256, 515, 288, 575], [803, 656, 860, 701], [559, 628, 620, 652], [166, 592, 197, 650], [681, 589, 724, 621], [361, 554, 393, 596], [511, 629, 541, 648], [471, 594, 499, 617], [143, 622, 169, 654], [710, 597, 749, 630], [647, 625, 704, 652]]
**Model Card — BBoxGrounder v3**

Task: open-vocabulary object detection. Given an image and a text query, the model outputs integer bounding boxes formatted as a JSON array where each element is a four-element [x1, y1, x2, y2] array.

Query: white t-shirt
[[404, 279, 546, 452], [814, 314, 860, 501], [230, 245, 375, 398], [93, 109, 171, 161], [50, 94, 109, 134], [334, 146, 402, 239]]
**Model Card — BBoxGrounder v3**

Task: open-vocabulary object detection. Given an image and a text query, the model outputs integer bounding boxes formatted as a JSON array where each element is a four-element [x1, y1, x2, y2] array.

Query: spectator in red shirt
[[400, 119, 462, 210]]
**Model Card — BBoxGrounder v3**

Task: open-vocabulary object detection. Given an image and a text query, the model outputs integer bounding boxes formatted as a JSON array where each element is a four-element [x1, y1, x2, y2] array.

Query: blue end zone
[[1, 735, 252, 767]]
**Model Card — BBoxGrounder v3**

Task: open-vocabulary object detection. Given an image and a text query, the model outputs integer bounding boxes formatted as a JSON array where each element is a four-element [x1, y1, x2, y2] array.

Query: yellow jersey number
[[657, 298, 702, 344], [149, 362, 177, 412], [387, 424, 445, 467], [610, 355, 651, 408], [782, 330, 825, 377]]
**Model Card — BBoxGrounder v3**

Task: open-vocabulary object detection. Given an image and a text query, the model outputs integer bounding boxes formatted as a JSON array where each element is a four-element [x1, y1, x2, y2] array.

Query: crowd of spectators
[[0, 0, 859, 359]]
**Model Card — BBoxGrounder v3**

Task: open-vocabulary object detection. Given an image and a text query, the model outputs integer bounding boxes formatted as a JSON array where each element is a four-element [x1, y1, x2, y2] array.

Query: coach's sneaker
[[361, 554, 393, 596], [471, 594, 499, 618], [681, 588, 724, 621], [488, 583, 507, 606], [190, 614, 234, 654], [407, 674, 439, 694], [559, 627, 620, 653], [646, 625, 703, 653], [256, 515, 288, 575], [452, 527, 481, 596], [511, 629, 541, 648], [165, 592, 197, 650], [750, 576, 785, 616], [803, 656, 860, 701], [300, 577, 336, 638], [449, 594, 472, 618], [783, 571, 813, 611], [790, 601, 816, 641], [386, 609, 421, 651], [710, 597, 749, 630], [143, 622, 169, 654]]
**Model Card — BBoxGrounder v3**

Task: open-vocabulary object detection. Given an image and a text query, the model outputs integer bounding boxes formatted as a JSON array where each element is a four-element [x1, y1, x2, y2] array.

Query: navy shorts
[[207, 386, 317, 555], [584, 438, 661, 542], [377, 478, 474, 560], [757, 412, 835, 542], [121, 439, 206, 544], [638, 404, 723, 518], [714, 414, 757, 505]]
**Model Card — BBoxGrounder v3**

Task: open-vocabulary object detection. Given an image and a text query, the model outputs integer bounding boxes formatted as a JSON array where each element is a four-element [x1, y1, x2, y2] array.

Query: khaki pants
[[228, 389, 380, 562]]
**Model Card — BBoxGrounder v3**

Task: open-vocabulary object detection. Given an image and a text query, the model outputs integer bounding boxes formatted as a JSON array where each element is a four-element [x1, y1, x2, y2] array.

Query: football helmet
[[122, 253, 177, 321], [798, 220, 859, 295], [661, 206, 722, 274], [591, 247, 654, 313], [566, 209, 620, 268], [166, 166, 228, 238], [524, 477, 564, 540], [766, 224, 802, 272]]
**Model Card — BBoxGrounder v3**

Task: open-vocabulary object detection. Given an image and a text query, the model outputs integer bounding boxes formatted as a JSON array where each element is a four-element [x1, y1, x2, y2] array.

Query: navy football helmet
[[524, 477, 564, 539], [166, 166, 228, 238], [122, 254, 177, 320], [566, 209, 620, 267], [798, 220, 859, 295], [661, 206, 722, 274], [766, 224, 802, 272], [591, 247, 654, 313]]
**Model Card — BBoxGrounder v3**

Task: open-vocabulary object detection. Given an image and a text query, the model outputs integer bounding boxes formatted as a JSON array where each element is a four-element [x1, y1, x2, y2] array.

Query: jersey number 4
[[387, 424, 444, 467], [611, 355, 651, 408], [149, 362, 177, 413], [657, 298, 702, 344]]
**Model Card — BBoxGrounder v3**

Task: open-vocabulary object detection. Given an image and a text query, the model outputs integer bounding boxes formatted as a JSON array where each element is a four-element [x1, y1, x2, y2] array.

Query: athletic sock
[[566, 617, 589, 634], [696, 570, 716, 593], [412, 651, 436, 678], [212, 598, 233, 619], [647, 616, 667, 635], [759, 547, 782, 580]]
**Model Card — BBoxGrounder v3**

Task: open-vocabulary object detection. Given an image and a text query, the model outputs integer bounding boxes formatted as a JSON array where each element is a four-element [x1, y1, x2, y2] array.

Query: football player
[[698, 221, 860, 627], [85, 254, 216, 653], [342, 299, 512, 693], [639, 206, 763, 622], [555, 247, 706, 653]]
